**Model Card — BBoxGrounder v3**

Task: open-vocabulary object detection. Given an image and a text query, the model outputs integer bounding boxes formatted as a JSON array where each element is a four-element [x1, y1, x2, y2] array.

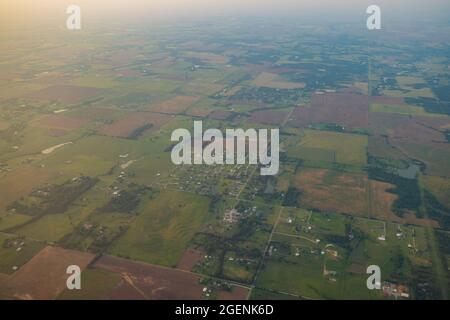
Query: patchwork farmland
[[0, 13, 449, 302]]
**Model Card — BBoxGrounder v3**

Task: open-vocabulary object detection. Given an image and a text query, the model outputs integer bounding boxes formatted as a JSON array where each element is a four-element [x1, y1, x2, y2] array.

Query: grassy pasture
[[382, 88, 435, 99], [252, 72, 305, 89], [39, 135, 137, 176], [108, 190, 211, 267], [293, 168, 368, 217], [0, 214, 32, 232], [0, 165, 55, 213], [370, 104, 428, 116], [287, 129, 367, 166], [0, 233, 45, 274], [70, 76, 119, 89], [421, 175, 450, 209], [396, 76, 426, 87], [257, 209, 436, 299]]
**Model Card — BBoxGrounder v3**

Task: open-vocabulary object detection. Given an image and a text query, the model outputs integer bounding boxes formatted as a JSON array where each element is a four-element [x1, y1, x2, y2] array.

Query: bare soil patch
[[310, 93, 369, 131], [2, 246, 94, 300], [248, 110, 288, 125], [177, 249, 205, 272], [94, 255, 242, 300], [151, 96, 199, 114], [98, 112, 171, 139], [287, 106, 310, 128]]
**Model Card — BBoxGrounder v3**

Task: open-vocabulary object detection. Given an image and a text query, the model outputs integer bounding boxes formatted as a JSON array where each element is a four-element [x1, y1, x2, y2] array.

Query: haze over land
[[1, 0, 449, 29], [0, 0, 449, 302]]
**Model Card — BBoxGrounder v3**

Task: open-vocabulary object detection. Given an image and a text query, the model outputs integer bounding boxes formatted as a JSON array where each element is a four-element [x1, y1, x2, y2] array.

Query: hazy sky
[[1, 0, 449, 29]]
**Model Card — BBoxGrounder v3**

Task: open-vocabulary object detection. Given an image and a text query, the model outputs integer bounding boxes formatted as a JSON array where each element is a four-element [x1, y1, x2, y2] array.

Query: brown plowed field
[[98, 112, 171, 138], [93, 255, 249, 300], [369, 112, 450, 176], [177, 249, 205, 272], [151, 96, 199, 114], [288, 106, 310, 128], [310, 93, 369, 130], [248, 110, 288, 125], [1, 246, 94, 300]]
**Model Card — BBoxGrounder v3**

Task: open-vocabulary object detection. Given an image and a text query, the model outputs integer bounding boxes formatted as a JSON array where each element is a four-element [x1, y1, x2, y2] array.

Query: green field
[[0, 214, 32, 232], [108, 190, 211, 267], [0, 233, 44, 274], [370, 104, 428, 116], [286, 129, 367, 166], [255, 209, 439, 299], [1, 14, 449, 301], [39, 135, 137, 177]]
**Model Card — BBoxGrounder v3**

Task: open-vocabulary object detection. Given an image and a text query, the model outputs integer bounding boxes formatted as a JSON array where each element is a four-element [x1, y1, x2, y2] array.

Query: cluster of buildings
[[223, 209, 241, 224], [382, 282, 410, 299]]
